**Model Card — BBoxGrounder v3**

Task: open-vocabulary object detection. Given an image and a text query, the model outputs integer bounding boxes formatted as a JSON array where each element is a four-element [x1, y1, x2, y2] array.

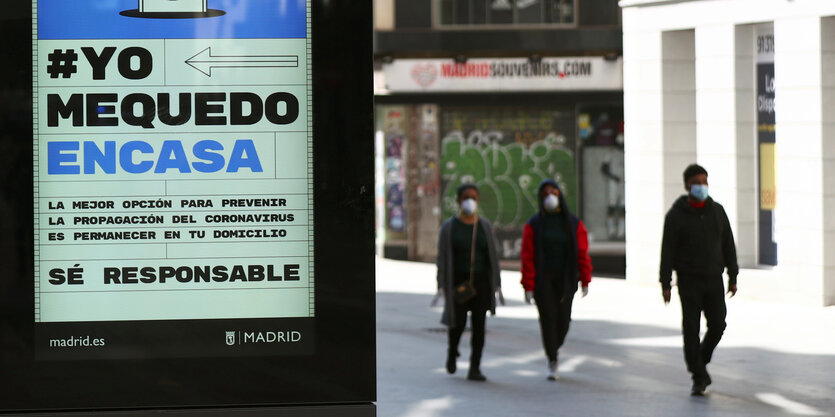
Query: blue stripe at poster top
[[38, 0, 307, 40]]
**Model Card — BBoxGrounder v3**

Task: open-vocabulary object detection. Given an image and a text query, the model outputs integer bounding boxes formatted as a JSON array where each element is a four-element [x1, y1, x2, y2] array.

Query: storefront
[[621, 0, 835, 305], [375, 56, 624, 272]]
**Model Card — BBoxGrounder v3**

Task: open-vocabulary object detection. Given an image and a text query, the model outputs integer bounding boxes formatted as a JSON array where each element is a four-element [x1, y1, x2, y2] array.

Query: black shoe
[[704, 372, 712, 387], [446, 350, 459, 374], [467, 369, 487, 381], [691, 380, 707, 396]]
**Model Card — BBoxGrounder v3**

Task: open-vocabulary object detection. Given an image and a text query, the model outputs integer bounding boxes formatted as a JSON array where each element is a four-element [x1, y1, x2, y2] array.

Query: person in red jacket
[[521, 179, 592, 381]]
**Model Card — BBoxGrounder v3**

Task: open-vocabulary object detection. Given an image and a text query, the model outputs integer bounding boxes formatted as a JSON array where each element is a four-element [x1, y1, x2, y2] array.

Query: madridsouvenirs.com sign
[[382, 57, 623, 92], [34, 0, 313, 357]]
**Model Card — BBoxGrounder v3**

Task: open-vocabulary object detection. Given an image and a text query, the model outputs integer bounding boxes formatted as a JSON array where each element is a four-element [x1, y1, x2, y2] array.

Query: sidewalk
[[375, 257, 835, 417]]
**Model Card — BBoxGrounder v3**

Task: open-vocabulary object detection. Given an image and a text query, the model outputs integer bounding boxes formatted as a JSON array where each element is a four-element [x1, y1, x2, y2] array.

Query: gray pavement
[[375, 257, 835, 417]]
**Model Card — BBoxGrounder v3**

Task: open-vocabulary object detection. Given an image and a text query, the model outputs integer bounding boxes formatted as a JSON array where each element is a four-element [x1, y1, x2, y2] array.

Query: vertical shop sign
[[33, 0, 314, 358], [756, 23, 777, 265]]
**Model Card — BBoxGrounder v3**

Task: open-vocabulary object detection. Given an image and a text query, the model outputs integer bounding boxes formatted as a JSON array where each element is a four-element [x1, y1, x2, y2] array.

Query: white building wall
[[823, 17, 835, 306], [374, 0, 395, 30], [621, 0, 835, 306], [662, 30, 696, 208], [695, 23, 737, 241], [733, 24, 757, 268], [622, 13, 664, 287], [774, 17, 824, 303]]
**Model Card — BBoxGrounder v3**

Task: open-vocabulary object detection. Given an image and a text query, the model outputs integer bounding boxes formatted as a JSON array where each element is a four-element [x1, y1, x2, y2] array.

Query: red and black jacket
[[520, 179, 592, 295]]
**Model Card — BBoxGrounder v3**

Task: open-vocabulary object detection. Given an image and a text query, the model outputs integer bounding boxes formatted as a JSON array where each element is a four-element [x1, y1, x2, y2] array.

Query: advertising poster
[[33, 0, 314, 359], [756, 23, 777, 265]]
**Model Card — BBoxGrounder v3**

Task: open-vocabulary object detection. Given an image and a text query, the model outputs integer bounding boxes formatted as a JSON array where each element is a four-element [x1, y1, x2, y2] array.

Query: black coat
[[660, 196, 739, 290]]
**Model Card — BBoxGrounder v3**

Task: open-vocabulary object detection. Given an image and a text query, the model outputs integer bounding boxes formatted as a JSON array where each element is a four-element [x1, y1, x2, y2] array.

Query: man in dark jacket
[[660, 164, 739, 396]]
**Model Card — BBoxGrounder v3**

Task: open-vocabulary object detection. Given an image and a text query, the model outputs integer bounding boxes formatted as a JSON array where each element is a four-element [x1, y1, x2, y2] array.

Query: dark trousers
[[534, 271, 573, 363], [677, 276, 727, 381], [448, 273, 490, 371]]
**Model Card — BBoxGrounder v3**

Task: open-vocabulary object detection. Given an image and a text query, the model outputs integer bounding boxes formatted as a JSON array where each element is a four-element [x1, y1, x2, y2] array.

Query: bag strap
[[468, 216, 479, 286]]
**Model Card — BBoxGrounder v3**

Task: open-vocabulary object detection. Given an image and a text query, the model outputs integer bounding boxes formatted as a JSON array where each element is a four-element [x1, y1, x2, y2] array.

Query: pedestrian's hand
[[662, 289, 671, 305], [581, 286, 589, 297], [524, 290, 534, 304], [496, 288, 506, 306], [430, 288, 444, 307], [727, 284, 737, 298]]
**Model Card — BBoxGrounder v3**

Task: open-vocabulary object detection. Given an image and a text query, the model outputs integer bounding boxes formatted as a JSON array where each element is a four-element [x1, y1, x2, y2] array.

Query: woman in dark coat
[[434, 183, 502, 381]]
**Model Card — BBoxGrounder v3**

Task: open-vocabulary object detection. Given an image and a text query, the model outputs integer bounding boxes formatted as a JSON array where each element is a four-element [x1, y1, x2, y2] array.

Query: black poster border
[[0, 0, 375, 412]]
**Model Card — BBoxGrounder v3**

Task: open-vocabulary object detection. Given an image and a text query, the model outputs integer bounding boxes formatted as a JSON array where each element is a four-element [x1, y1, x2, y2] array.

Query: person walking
[[660, 163, 739, 396], [434, 183, 503, 381], [520, 179, 592, 381]]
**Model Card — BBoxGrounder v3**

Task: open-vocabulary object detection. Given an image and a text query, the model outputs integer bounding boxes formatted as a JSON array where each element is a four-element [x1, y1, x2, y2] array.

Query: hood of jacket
[[537, 178, 571, 216]]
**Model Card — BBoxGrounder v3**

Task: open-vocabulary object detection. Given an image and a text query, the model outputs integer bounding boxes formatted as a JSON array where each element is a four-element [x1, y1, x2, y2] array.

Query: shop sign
[[382, 57, 622, 92]]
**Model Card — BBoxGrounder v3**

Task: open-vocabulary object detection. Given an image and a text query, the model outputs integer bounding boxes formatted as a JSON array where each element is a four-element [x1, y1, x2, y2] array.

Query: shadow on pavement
[[377, 291, 835, 417]]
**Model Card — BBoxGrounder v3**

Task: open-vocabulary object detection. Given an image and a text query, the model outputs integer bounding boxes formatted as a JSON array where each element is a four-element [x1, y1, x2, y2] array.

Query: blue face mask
[[690, 184, 709, 202]]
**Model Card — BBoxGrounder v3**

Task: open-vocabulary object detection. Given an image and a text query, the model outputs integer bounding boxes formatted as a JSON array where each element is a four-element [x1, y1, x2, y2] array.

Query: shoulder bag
[[454, 217, 479, 304]]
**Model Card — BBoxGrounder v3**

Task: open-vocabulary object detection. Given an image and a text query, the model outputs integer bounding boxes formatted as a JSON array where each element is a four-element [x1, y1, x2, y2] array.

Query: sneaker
[[446, 350, 459, 374], [547, 359, 558, 381], [691, 380, 707, 396], [467, 369, 487, 381]]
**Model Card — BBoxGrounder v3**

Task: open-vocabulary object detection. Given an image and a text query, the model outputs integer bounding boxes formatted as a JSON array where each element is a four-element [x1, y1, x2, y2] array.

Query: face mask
[[690, 184, 709, 202], [460, 198, 477, 215], [543, 194, 560, 212]]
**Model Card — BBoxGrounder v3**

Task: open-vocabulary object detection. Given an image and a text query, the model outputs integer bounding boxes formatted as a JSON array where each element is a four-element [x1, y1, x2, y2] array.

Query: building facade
[[374, 0, 625, 273], [621, 0, 835, 305]]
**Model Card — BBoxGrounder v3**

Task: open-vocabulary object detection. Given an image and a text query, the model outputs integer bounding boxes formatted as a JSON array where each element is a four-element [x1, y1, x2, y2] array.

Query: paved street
[[375, 257, 835, 417]]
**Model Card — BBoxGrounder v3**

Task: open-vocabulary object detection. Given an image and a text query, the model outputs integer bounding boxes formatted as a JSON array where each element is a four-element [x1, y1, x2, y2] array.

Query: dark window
[[396, 1, 433, 28], [440, 0, 454, 25], [578, 0, 620, 26], [438, 0, 576, 26], [488, 0, 513, 24], [517, 0, 542, 24], [545, 0, 575, 24]]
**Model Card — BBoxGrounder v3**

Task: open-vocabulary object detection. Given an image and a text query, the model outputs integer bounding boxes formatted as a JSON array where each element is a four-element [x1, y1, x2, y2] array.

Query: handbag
[[454, 217, 479, 304]]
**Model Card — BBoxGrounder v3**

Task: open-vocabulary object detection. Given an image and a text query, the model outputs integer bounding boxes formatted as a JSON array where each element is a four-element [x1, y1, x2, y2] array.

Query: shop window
[[376, 106, 410, 244], [439, 105, 576, 259], [578, 106, 624, 242]]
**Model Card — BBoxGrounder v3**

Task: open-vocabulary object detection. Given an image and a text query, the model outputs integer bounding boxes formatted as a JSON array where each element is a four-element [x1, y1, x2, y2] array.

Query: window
[[438, 0, 576, 27]]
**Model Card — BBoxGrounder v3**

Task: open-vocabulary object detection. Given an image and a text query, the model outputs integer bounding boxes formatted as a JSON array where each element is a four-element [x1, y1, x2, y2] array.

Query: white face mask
[[544, 194, 560, 212], [460, 198, 477, 215]]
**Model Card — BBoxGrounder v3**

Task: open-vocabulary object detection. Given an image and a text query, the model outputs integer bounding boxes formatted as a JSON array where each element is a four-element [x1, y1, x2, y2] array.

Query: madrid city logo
[[122, 0, 226, 18], [225, 330, 302, 345]]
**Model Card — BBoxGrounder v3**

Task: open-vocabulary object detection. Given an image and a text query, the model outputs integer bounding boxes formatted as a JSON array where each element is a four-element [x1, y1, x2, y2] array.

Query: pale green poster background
[[35, 36, 314, 322]]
